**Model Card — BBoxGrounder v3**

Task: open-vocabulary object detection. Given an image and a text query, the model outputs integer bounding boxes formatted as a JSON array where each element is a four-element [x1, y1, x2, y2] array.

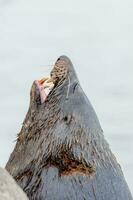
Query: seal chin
[[35, 56, 69, 104]]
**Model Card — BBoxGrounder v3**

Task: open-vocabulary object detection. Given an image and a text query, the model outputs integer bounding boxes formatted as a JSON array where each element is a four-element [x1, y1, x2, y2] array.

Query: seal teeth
[[46, 78, 53, 83], [38, 77, 49, 85], [42, 79, 54, 89]]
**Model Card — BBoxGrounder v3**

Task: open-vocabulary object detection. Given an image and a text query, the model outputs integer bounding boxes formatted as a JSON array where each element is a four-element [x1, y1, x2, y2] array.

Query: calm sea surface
[[0, 0, 133, 194]]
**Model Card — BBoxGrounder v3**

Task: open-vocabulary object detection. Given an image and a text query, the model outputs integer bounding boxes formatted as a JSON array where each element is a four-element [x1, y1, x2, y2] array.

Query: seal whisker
[[66, 75, 71, 100]]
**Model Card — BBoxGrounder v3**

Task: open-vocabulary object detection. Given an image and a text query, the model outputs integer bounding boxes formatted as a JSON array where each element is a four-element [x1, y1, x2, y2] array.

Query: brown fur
[[50, 60, 68, 83]]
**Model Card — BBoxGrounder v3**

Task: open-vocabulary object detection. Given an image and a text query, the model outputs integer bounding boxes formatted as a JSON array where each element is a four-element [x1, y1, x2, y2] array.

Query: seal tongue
[[35, 77, 54, 104]]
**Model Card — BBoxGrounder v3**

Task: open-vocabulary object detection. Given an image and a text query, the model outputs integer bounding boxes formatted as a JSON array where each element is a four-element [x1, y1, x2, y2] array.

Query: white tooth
[[44, 81, 54, 88], [42, 77, 54, 85], [40, 77, 50, 83], [46, 78, 53, 83]]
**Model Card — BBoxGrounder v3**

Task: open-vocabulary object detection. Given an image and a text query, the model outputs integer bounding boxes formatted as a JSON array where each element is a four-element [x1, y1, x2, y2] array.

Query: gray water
[[0, 0, 133, 195]]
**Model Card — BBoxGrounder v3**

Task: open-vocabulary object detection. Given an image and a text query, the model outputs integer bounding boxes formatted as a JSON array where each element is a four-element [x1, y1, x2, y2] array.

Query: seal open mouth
[[35, 56, 69, 104], [35, 77, 54, 104]]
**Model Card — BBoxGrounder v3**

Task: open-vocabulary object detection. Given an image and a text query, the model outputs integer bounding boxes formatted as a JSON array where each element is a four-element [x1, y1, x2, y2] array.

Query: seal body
[[6, 56, 133, 200]]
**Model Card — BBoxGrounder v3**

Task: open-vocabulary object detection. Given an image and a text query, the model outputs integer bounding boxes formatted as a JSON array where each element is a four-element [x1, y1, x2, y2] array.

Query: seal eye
[[57, 58, 61, 61], [64, 116, 68, 121], [63, 115, 72, 124]]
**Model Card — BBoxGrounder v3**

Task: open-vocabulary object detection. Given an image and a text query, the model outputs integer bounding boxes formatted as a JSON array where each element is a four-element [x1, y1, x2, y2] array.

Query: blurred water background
[[0, 0, 133, 194]]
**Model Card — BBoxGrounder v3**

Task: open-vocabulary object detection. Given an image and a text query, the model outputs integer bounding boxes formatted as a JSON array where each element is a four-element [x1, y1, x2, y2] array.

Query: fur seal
[[6, 56, 132, 200]]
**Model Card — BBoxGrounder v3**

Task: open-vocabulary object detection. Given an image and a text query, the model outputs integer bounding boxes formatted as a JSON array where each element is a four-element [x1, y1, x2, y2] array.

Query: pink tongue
[[35, 81, 48, 104]]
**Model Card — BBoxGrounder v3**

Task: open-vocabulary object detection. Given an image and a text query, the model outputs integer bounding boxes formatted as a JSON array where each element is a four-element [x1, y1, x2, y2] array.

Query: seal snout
[[35, 56, 70, 104], [50, 56, 69, 84]]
